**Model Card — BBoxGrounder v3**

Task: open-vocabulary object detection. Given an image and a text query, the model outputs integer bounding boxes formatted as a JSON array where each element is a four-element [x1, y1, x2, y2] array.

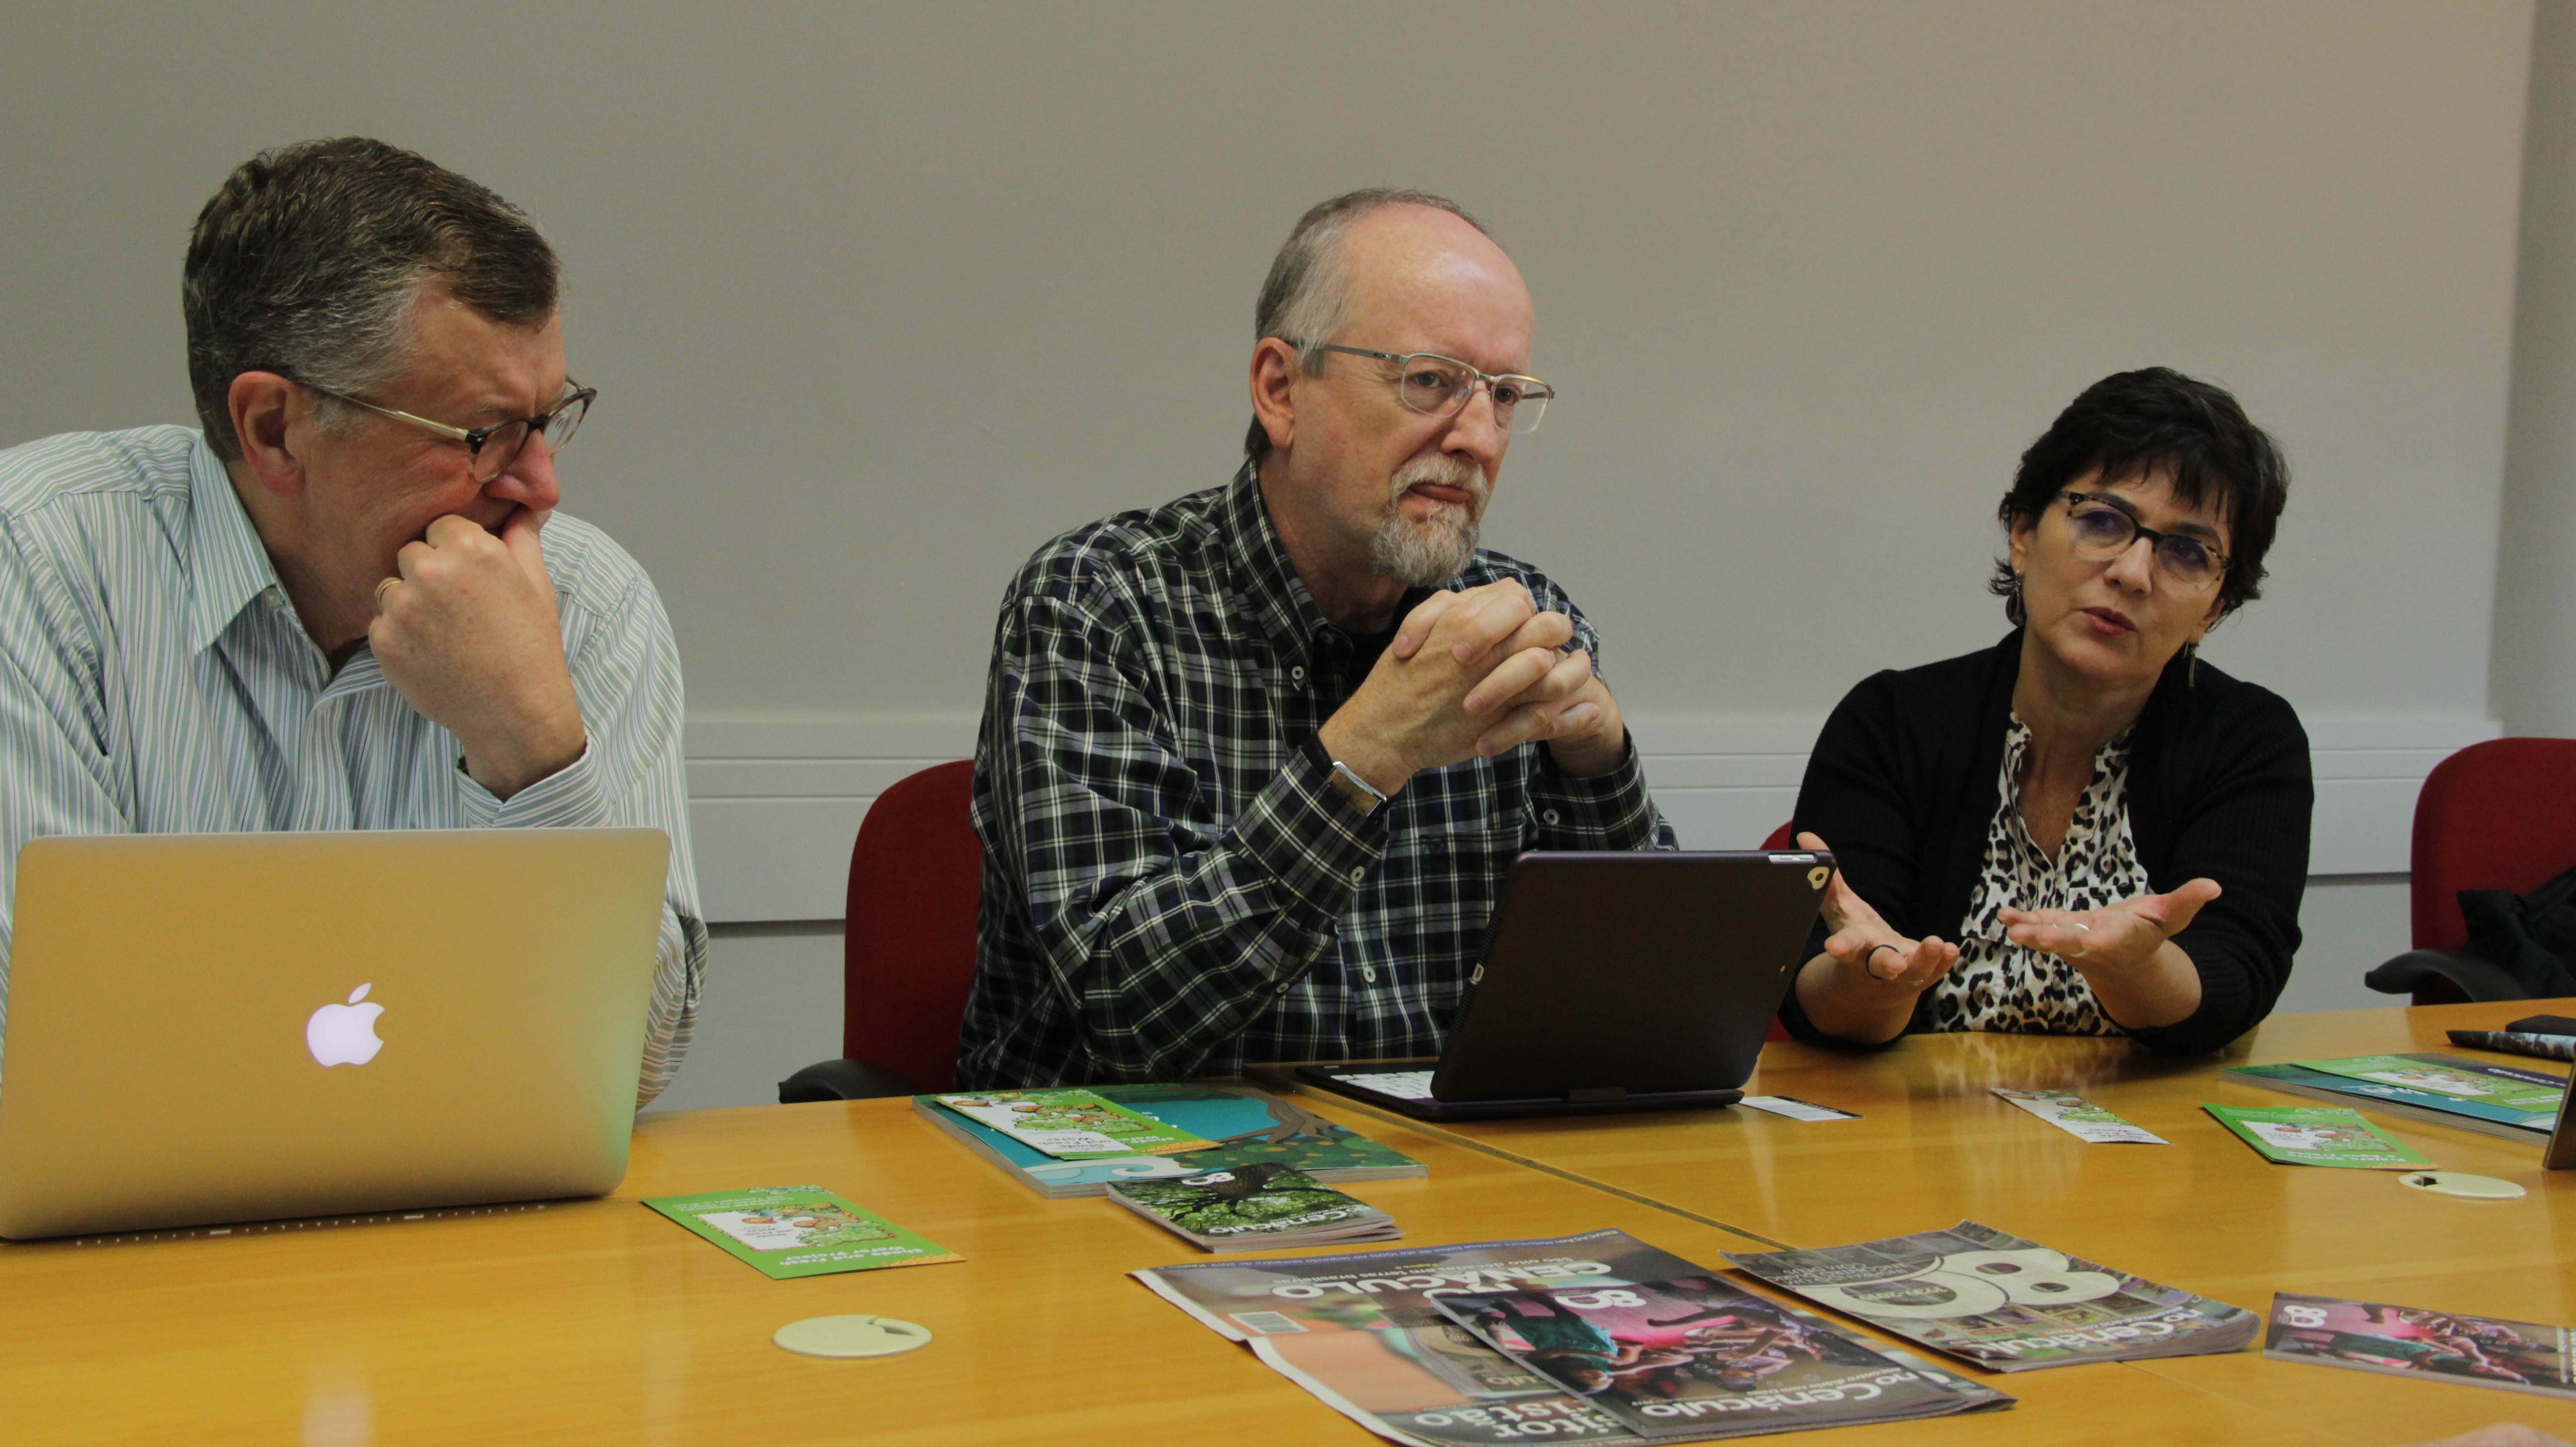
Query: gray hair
[[1243, 188, 1491, 460], [183, 137, 559, 460]]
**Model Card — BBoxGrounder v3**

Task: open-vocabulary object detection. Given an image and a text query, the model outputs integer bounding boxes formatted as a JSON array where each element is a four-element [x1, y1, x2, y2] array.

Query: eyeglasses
[[304, 379, 596, 483], [2057, 490, 2228, 589], [1294, 343, 1554, 435]]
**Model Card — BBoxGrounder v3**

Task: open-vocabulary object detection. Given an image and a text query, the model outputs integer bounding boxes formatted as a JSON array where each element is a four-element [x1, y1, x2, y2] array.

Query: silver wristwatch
[[1325, 760, 1391, 816]]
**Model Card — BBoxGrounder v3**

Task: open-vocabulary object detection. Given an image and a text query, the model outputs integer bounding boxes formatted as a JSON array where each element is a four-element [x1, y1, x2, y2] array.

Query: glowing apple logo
[[306, 983, 386, 1067]]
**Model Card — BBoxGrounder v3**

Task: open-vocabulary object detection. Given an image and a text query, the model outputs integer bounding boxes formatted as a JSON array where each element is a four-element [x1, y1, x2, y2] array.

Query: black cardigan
[[1781, 632, 2313, 1056]]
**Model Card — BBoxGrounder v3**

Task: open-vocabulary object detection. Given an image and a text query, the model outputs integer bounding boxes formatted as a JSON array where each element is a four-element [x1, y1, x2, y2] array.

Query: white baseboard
[[684, 710, 2502, 923]]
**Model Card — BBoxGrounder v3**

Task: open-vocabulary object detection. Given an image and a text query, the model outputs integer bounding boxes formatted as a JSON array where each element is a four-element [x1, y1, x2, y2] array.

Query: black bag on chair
[[2369, 862, 2576, 1003], [2457, 863, 2576, 998]]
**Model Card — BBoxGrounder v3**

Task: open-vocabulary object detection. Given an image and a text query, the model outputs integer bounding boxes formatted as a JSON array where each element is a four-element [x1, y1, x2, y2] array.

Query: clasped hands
[[1318, 578, 1626, 798], [1800, 829, 2222, 995], [367, 509, 588, 800]]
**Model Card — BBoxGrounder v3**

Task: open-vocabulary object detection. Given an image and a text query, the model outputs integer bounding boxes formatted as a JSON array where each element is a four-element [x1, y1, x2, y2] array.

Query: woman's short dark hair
[[1990, 367, 2289, 622], [182, 137, 558, 461]]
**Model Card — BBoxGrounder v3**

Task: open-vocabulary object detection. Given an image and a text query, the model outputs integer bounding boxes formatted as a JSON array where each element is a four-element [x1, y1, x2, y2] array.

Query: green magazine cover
[[2291, 1055, 2564, 1116], [2203, 1105, 2433, 1170], [644, 1186, 962, 1280]]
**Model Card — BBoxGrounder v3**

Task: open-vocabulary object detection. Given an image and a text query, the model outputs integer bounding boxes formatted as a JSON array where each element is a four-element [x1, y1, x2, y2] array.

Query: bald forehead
[[1336, 204, 1534, 369]]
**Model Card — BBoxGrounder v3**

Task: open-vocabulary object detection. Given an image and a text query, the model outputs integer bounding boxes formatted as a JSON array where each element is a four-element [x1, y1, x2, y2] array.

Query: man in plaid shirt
[[957, 190, 1674, 1089]]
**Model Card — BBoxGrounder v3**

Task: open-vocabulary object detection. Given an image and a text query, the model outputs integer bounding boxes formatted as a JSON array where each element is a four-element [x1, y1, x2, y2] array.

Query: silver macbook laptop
[[0, 828, 669, 1239]]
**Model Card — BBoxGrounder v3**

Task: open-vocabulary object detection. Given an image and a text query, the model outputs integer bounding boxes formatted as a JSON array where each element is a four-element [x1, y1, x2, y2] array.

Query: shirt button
[[1542, 808, 1562, 825], [1274, 981, 1291, 995], [1349, 867, 1366, 884], [1290, 666, 1306, 684], [1361, 966, 1379, 984]]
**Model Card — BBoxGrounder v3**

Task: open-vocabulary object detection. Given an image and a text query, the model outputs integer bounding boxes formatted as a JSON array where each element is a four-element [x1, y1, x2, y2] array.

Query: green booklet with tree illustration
[[932, 1088, 1217, 1159], [1108, 1164, 1399, 1252], [2203, 1105, 2433, 1171], [644, 1186, 962, 1280]]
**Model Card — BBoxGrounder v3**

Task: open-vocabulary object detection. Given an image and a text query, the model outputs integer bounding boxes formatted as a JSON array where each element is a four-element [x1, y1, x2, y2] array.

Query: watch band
[[1325, 760, 1391, 816]]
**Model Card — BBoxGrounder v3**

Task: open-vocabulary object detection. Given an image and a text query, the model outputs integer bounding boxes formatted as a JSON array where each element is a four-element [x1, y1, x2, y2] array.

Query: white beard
[[1371, 458, 1487, 586]]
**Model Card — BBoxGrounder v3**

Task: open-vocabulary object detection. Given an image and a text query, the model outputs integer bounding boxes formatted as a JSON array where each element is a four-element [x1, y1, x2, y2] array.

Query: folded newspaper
[[1109, 1165, 1400, 1252], [2265, 1292, 2576, 1401], [1133, 1229, 2012, 1445], [1724, 1220, 2256, 1370]]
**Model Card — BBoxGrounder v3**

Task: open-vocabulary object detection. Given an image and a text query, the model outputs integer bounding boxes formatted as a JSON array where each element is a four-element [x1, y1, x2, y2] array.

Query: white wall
[[0, 3, 2536, 1106], [2498, 0, 2576, 738]]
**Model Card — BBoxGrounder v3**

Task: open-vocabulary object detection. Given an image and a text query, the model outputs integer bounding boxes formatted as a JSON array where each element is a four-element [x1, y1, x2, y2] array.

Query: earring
[[2184, 641, 2199, 688], [2006, 573, 2026, 628]]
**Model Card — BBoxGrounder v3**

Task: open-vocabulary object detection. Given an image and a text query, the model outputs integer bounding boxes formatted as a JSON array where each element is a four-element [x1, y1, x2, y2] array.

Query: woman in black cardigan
[[1786, 368, 2310, 1056]]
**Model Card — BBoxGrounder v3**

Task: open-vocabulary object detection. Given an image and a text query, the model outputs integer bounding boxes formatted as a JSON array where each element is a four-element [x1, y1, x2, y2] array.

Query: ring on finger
[[373, 576, 399, 611], [1862, 942, 1901, 979]]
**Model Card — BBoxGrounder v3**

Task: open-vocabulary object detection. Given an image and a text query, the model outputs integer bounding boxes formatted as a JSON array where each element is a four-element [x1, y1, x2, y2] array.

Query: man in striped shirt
[[0, 139, 704, 1105], [958, 190, 1673, 1089]]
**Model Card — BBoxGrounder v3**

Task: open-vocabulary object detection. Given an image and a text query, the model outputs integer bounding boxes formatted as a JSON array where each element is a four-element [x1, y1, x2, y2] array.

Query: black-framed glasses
[[1292, 342, 1554, 435], [2057, 490, 2228, 589], [304, 379, 596, 483]]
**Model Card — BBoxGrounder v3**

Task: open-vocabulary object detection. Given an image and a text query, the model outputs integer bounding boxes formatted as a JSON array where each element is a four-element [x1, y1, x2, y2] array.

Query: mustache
[[1387, 456, 1488, 509]]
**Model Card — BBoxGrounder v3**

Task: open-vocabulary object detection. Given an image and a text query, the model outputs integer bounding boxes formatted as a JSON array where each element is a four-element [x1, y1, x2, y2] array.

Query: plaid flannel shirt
[[955, 463, 1674, 1088]]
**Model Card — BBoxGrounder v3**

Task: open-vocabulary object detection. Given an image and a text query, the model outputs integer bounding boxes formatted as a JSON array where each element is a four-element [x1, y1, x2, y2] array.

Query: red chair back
[[843, 760, 982, 1093], [2410, 738, 2576, 953]]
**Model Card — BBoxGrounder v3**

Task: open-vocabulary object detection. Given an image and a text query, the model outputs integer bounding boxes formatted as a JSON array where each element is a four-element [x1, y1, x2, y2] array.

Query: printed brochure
[[1109, 1165, 1400, 1252], [2266, 1293, 2576, 1401], [2225, 1055, 2565, 1141], [913, 1083, 1425, 1197], [930, 1088, 1215, 1158], [642, 1186, 961, 1280], [1135, 1230, 1723, 1445], [1724, 1220, 2256, 1370], [1433, 1275, 2010, 1440], [2203, 1104, 2433, 1170], [1990, 1088, 2168, 1144]]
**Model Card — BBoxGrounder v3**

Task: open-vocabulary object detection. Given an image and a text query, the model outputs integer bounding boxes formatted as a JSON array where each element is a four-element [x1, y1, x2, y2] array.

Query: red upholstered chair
[[2366, 738, 2576, 1004], [778, 760, 983, 1101]]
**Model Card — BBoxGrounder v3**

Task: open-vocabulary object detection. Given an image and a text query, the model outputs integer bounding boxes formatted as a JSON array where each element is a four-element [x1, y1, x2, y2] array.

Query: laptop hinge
[[1567, 1086, 1627, 1104]]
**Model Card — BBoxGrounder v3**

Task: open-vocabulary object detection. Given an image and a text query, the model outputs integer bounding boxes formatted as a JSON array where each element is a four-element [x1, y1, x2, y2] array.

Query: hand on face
[[1799, 832, 1961, 992], [1997, 878, 2221, 976], [368, 507, 586, 799]]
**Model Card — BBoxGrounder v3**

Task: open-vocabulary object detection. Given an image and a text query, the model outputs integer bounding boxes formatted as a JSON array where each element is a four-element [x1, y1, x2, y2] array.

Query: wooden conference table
[[1259, 998, 2576, 1446], [0, 1002, 2562, 1444]]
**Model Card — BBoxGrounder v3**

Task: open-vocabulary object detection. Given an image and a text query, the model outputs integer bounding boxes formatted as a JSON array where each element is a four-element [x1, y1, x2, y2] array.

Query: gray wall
[[2498, 0, 2576, 738], [0, 3, 2542, 1108]]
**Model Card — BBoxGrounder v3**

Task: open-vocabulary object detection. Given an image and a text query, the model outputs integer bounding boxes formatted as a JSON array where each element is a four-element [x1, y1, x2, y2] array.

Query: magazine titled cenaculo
[[1134, 1229, 2011, 1446]]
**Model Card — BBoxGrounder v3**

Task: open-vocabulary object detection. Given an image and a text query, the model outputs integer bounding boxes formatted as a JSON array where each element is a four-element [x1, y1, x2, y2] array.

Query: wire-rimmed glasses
[[304, 379, 596, 482], [1294, 343, 1554, 435]]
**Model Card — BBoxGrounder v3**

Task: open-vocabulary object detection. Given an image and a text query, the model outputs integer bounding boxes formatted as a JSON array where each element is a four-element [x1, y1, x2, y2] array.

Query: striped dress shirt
[[957, 464, 1674, 1088], [0, 426, 705, 1104]]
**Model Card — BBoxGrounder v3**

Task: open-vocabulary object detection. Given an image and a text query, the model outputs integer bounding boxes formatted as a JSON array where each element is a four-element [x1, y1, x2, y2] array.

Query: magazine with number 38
[[1723, 1220, 2258, 1370]]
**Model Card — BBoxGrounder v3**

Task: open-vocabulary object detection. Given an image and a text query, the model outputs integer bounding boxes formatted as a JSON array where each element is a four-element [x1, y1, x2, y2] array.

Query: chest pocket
[[1374, 821, 1525, 967]]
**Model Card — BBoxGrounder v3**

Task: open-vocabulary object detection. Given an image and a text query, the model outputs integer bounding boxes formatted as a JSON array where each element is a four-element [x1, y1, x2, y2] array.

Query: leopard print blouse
[[1926, 716, 2151, 1035]]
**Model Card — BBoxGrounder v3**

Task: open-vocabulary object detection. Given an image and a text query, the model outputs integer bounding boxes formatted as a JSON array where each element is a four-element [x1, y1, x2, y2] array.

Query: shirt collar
[[1217, 460, 1439, 673], [183, 432, 288, 654], [1219, 460, 1333, 668]]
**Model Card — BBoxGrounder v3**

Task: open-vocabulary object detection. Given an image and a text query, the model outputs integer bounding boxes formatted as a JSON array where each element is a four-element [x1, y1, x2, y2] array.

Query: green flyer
[[932, 1088, 1216, 1159], [2202, 1105, 2433, 1171], [2292, 1055, 2566, 1115], [644, 1186, 962, 1280]]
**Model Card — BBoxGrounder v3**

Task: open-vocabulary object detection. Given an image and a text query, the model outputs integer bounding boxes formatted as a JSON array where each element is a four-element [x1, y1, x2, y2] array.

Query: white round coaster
[[2398, 1171, 2526, 1200], [773, 1314, 933, 1359]]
